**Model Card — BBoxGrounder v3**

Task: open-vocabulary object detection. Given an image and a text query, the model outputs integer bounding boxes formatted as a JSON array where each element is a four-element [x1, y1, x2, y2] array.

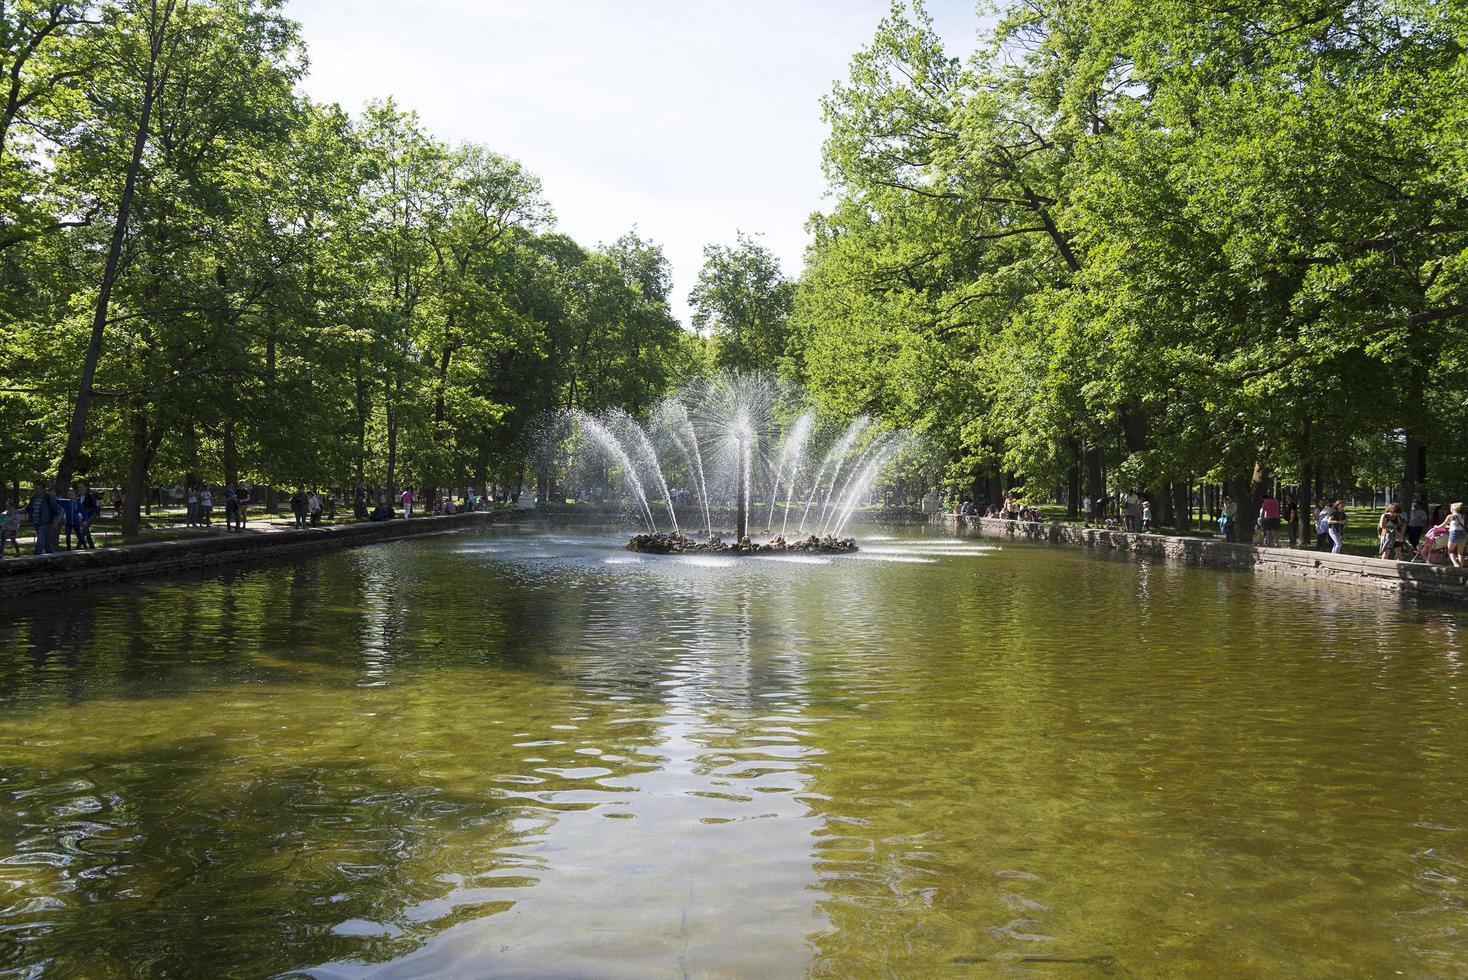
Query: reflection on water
[[1, 526, 1466, 975]]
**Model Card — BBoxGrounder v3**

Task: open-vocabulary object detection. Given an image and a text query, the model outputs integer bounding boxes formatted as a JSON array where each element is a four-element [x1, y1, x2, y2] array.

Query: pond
[[1, 525, 1465, 976]]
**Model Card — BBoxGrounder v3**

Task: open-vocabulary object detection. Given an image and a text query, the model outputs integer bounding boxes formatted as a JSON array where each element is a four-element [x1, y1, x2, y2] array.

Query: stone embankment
[[938, 514, 1468, 602], [0, 511, 522, 597]]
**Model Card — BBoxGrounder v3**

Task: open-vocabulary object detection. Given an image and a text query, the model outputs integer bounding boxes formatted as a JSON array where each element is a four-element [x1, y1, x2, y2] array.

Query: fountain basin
[[627, 532, 857, 555]]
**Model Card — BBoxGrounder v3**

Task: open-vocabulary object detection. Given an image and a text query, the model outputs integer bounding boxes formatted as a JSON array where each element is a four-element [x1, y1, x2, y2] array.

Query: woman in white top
[[1316, 500, 1333, 550]]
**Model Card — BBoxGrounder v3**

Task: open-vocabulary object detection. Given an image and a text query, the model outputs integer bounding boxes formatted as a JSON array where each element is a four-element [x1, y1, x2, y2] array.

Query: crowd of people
[[955, 493, 1047, 523], [1364, 500, 1466, 567], [182, 481, 254, 532], [951, 486, 1467, 568], [0, 480, 500, 558], [1, 483, 104, 556]]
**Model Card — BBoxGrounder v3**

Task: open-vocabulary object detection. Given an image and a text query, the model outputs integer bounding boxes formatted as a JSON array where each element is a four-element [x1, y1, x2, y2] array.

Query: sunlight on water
[[846, 553, 939, 563], [754, 554, 833, 565], [1, 525, 1465, 976]]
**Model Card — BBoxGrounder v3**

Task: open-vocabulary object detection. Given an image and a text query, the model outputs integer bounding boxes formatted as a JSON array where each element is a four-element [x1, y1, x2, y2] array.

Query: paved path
[[0, 511, 511, 595], [2, 510, 476, 559]]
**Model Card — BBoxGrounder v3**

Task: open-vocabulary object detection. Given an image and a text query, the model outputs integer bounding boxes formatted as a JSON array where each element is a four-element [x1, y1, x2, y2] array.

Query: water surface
[[1, 526, 1464, 976]]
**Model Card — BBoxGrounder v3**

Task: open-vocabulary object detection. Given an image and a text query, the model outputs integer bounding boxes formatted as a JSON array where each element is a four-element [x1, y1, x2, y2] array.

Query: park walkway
[[0, 510, 515, 597], [940, 513, 1468, 603]]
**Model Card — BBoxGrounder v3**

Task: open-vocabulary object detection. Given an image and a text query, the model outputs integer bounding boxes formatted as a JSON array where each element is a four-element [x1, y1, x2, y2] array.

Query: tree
[[792, 0, 1468, 517], [689, 232, 794, 373], [55, 0, 183, 491]]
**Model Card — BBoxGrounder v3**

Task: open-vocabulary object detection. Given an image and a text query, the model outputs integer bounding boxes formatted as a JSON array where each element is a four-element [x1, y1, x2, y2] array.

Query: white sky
[[287, 0, 984, 326]]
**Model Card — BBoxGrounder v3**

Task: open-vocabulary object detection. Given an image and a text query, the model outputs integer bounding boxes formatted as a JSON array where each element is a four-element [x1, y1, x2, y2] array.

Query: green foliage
[[0, 1, 693, 511], [688, 232, 795, 373], [792, 0, 1468, 505]]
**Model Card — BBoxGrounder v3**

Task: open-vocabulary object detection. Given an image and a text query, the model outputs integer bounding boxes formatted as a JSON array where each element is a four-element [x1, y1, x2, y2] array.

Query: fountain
[[557, 372, 909, 555]]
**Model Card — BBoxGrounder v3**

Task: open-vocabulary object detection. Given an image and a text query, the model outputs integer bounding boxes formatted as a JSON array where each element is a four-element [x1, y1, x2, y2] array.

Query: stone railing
[[935, 514, 1468, 603]]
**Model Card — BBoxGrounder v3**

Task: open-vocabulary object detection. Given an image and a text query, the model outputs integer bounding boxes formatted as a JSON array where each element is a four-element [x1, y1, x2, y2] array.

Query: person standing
[[290, 486, 308, 530], [186, 484, 199, 527], [401, 486, 414, 519], [1220, 495, 1238, 542], [27, 482, 59, 555], [0, 500, 20, 556], [199, 485, 213, 527], [78, 483, 98, 549], [1283, 492, 1299, 548], [224, 484, 240, 532], [1258, 491, 1281, 547], [236, 481, 251, 530], [57, 489, 80, 550], [308, 489, 322, 526], [1140, 497, 1152, 532], [1082, 493, 1092, 527], [1378, 502, 1404, 560], [1316, 498, 1333, 550], [1327, 500, 1347, 554], [1438, 503, 1466, 568], [1407, 500, 1428, 550], [1, 500, 21, 556]]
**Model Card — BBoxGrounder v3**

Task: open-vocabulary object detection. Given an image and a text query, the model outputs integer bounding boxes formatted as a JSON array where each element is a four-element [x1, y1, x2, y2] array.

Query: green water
[[1, 526, 1464, 977]]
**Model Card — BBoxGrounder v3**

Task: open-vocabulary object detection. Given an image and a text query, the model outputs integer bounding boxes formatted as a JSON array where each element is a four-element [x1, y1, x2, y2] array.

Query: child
[[1, 504, 21, 556], [1141, 499, 1152, 532]]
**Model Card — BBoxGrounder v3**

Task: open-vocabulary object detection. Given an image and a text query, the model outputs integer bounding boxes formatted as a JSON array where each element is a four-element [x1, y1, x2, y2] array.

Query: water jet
[[555, 372, 908, 555]]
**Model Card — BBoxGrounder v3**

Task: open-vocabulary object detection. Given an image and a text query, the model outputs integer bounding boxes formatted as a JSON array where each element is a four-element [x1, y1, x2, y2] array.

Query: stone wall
[[0, 511, 521, 597], [10, 510, 1460, 603], [936, 515, 1468, 603]]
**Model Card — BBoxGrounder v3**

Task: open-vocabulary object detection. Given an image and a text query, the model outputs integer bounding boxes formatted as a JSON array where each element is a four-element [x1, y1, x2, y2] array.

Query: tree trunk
[[1227, 462, 1263, 547], [222, 419, 239, 489], [1084, 444, 1103, 503], [121, 411, 161, 538], [385, 393, 398, 498], [1403, 432, 1424, 511], [353, 351, 367, 486], [56, 0, 178, 490], [1172, 480, 1190, 533], [1119, 408, 1150, 456], [434, 336, 452, 425], [1065, 440, 1080, 520], [1299, 416, 1314, 547]]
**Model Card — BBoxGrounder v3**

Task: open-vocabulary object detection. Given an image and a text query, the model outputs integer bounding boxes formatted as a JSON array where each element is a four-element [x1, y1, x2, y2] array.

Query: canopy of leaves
[[793, 0, 1468, 505], [0, 0, 697, 514]]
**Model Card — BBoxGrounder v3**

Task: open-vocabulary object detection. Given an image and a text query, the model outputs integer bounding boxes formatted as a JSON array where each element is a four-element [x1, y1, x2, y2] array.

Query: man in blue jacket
[[58, 493, 80, 550], [78, 483, 99, 548]]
